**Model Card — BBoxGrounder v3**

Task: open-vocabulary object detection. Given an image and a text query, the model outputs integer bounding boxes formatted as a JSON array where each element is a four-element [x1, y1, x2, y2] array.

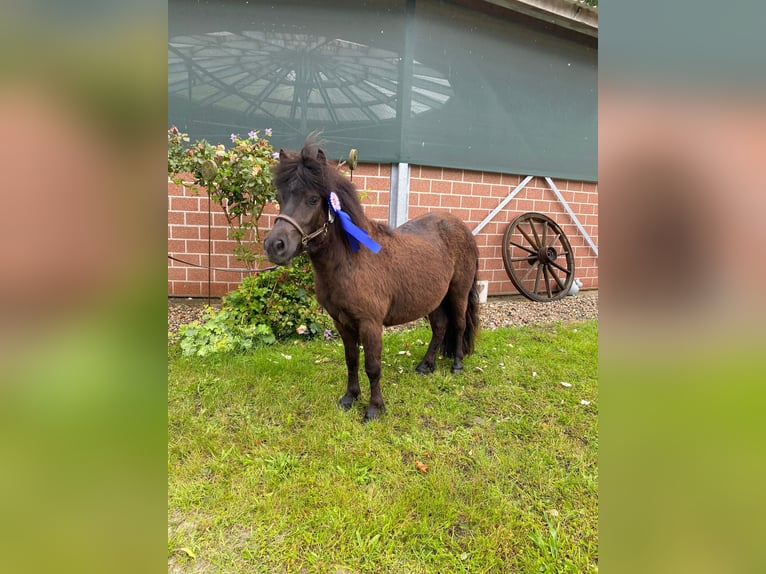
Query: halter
[[274, 210, 333, 247]]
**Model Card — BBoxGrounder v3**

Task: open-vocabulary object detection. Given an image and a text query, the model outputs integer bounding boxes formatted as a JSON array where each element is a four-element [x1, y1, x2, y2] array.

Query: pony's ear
[[279, 149, 288, 160], [316, 148, 327, 165]]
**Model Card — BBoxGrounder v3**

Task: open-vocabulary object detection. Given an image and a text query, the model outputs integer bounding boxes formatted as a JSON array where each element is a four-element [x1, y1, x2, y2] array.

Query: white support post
[[544, 177, 598, 257], [471, 175, 534, 235], [389, 162, 410, 228]]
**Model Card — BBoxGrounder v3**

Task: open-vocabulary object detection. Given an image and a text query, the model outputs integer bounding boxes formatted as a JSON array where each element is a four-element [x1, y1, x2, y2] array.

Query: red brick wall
[[168, 164, 598, 297]]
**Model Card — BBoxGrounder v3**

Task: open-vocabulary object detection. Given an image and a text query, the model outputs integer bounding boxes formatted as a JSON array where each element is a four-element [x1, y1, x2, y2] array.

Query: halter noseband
[[275, 211, 332, 247]]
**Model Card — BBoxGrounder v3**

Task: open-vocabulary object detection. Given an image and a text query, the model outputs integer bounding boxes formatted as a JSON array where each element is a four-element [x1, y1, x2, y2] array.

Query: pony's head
[[264, 138, 367, 265]]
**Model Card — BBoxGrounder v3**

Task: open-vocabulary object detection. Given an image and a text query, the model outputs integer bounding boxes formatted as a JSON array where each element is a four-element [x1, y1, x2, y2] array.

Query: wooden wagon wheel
[[501, 212, 575, 302]]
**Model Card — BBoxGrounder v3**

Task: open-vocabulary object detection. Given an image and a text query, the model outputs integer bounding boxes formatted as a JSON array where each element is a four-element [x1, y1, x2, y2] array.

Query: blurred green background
[[0, 2, 167, 573]]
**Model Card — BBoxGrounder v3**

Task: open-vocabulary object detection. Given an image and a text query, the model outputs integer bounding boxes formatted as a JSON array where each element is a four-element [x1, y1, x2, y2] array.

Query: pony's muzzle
[[264, 224, 300, 265]]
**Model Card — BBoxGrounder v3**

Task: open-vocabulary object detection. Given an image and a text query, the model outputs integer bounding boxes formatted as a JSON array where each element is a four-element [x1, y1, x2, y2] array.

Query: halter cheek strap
[[274, 213, 329, 247]]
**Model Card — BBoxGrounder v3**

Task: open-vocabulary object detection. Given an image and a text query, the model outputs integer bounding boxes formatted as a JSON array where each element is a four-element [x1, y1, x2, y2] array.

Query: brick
[[170, 226, 199, 239], [513, 198, 535, 213], [583, 182, 598, 193], [431, 179, 451, 194], [442, 168, 462, 182], [452, 182, 471, 196], [461, 195, 481, 209], [450, 208, 471, 222], [212, 269, 245, 281], [442, 193, 462, 208], [171, 197, 200, 211], [187, 268, 210, 282], [183, 239, 208, 254], [209, 284, 231, 297], [501, 173, 521, 186], [480, 196, 499, 210], [483, 172, 503, 185], [174, 282, 203, 296], [184, 211, 211, 226], [365, 176, 389, 191], [490, 184, 510, 198], [262, 203, 280, 216], [462, 170, 483, 183], [168, 267, 187, 281], [410, 178, 430, 193], [213, 240, 238, 254], [366, 206, 388, 221], [168, 239, 186, 253], [408, 206, 430, 220], [419, 193, 441, 208], [211, 212, 230, 226], [567, 180, 584, 192], [209, 227, 231, 240], [351, 163, 378, 177], [420, 166, 443, 179]]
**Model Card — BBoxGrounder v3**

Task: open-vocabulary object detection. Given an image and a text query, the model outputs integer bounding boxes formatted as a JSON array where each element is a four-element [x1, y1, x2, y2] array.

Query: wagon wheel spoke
[[542, 265, 553, 298], [508, 241, 537, 256], [501, 213, 576, 302], [529, 220, 542, 249], [548, 259, 571, 276], [508, 255, 538, 262], [547, 264, 567, 292], [532, 265, 543, 293], [523, 260, 539, 283], [517, 225, 539, 250]]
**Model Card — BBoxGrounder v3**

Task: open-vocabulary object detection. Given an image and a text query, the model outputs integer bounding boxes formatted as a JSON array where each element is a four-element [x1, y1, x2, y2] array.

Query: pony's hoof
[[451, 365, 464, 374], [415, 363, 435, 375], [362, 405, 385, 423], [339, 394, 356, 410]]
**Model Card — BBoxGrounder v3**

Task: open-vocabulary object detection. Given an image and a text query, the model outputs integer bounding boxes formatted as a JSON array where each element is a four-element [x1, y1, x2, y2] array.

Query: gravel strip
[[168, 290, 597, 335]]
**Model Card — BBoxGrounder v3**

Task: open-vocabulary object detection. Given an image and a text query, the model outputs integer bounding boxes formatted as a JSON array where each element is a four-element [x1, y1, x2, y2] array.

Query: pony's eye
[[308, 195, 320, 206]]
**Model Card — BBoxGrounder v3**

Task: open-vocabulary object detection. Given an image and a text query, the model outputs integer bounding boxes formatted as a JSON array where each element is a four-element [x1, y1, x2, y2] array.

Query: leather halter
[[275, 213, 330, 247]]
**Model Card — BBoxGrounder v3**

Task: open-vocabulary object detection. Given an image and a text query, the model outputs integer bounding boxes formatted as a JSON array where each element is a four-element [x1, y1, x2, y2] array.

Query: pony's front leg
[[360, 322, 385, 422], [336, 323, 360, 410]]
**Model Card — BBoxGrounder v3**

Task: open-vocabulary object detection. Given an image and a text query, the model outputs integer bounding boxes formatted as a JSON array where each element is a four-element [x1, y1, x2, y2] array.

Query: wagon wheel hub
[[538, 246, 558, 264]]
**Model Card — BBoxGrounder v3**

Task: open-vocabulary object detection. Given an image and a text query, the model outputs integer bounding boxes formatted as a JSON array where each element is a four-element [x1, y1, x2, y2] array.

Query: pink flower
[[265, 128, 273, 137]]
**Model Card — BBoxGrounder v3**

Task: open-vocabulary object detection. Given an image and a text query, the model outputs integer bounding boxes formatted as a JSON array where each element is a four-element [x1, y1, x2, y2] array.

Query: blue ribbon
[[329, 199, 381, 253]]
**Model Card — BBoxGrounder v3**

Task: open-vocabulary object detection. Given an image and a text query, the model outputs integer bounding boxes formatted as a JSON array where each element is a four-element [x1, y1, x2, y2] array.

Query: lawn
[[168, 320, 598, 573]]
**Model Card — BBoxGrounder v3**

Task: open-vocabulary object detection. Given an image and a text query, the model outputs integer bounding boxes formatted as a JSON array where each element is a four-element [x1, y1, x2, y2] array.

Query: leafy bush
[[223, 254, 330, 340], [178, 308, 275, 357], [177, 255, 332, 356]]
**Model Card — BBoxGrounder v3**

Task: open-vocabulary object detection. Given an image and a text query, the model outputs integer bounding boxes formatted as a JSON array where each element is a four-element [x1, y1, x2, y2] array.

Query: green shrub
[[178, 307, 275, 357], [177, 255, 331, 357], [224, 254, 330, 340]]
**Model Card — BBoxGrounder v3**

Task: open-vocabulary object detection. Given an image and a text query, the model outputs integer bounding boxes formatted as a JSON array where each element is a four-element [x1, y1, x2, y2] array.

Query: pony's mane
[[274, 137, 392, 245]]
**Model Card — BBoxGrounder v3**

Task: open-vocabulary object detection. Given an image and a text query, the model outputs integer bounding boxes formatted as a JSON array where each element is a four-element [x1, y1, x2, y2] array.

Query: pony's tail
[[441, 269, 481, 359]]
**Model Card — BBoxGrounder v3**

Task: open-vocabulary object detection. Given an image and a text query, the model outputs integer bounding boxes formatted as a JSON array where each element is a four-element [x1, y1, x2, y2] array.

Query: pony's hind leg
[[416, 305, 448, 375], [445, 291, 470, 374], [336, 323, 361, 410]]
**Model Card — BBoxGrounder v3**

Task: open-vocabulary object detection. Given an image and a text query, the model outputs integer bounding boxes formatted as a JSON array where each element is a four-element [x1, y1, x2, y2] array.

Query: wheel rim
[[501, 212, 575, 302]]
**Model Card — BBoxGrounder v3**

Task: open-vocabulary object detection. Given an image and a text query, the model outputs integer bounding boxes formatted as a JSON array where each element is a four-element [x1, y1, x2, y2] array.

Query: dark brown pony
[[264, 139, 480, 422]]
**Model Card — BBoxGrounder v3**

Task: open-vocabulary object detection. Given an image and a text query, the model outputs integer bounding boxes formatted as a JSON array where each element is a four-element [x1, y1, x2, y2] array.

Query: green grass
[[168, 320, 598, 573]]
